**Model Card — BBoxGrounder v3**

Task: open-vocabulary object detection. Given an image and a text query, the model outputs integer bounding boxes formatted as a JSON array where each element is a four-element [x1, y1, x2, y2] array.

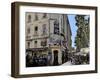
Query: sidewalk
[[61, 61, 72, 66]]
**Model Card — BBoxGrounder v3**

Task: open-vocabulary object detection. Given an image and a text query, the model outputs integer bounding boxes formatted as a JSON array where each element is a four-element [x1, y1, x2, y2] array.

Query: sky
[[67, 15, 78, 48]]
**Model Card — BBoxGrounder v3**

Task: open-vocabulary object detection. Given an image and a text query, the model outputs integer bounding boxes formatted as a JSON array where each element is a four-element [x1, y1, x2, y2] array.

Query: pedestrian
[[26, 54, 30, 67], [33, 53, 38, 66]]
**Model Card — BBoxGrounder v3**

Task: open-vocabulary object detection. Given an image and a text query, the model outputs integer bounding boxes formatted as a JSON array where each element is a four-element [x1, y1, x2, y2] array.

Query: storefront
[[26, 47, 48, 57]]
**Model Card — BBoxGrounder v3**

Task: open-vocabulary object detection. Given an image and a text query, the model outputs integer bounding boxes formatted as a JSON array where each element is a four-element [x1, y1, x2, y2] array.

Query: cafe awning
[[26, 47, 48, 52]]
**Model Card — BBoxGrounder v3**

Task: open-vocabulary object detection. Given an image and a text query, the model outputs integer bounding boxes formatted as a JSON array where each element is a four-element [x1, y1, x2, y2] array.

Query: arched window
[[27, 15, 31, 23], [34, 41, 37, 48], [27, 42, 30, 48], [35, 26, 38, 31], [34, 13, 38, 20], [34, 26, 38, 36]]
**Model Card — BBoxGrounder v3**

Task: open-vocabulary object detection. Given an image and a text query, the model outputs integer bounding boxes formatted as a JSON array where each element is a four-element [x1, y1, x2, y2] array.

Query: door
[[53, 50, 58, 65]]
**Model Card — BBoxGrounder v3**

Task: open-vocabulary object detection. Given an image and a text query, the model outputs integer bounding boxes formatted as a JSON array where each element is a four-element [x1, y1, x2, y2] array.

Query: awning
[[75, 52, 88, 56], [26, 47, 48, 52]]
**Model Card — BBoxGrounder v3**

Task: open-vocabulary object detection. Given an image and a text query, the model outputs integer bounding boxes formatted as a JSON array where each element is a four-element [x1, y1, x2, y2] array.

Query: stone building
[[25, 12, 72, 65]]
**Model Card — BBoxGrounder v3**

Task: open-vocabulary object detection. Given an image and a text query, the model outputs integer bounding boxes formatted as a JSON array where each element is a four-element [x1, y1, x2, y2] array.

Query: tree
[[75, 15, 89, 51]]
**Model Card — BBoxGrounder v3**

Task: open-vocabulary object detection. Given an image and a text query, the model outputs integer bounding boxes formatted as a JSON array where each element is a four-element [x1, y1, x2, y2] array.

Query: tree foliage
[[75, 15, 89, 51]]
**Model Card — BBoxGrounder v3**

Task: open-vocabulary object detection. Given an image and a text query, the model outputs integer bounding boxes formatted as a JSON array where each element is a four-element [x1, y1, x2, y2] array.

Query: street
[[61, 49, 89, 66]]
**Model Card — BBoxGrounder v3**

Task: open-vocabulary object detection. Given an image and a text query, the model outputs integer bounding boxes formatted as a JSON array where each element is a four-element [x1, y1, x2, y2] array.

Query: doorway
[[53, 50, 58, 66]]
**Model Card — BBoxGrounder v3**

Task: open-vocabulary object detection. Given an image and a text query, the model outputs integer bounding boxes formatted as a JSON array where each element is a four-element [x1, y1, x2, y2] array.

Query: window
[[41, 39, 47, 47], [42, 24, 47, 35], [34, 13, 38, 20], [43, 13, 47, 18], [27, 15, 31, 23], [27, 28, 30, 34], [27, 42, 30, 48], [35, 26, 38, 31], [34, 41, 37, 47], [34, 26, 38, 35], [54, 20, 59, 35]]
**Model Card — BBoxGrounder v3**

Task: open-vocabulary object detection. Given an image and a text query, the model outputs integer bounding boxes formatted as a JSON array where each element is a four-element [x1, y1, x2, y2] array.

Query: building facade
[[25, 12, 72, 66]]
